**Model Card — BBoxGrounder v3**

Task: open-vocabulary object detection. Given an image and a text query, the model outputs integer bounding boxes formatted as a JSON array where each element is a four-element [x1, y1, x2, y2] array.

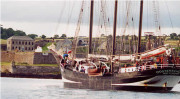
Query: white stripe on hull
[[62, 76, 82, 84], [112, 75, 180, 88]]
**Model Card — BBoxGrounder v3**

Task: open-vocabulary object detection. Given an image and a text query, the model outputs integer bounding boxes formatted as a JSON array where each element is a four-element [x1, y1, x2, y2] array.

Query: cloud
[[1, 1, 84, 23], [1, 0, 180, 37]]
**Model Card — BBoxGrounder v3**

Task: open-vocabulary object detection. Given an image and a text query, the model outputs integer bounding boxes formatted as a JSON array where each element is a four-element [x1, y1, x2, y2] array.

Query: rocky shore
[[1, 64, 62, 79], [1, 73, 61, 79]]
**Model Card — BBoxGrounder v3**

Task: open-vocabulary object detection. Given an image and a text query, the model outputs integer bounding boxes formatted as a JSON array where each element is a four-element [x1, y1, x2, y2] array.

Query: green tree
[[61, 34, 67, 38], [131, 35, 137, 40], [54, 34, 59, 39], [28, 34, 38, 39], [41, 35, 46, 39], [3, 28, 14, 39], [1, 27, 3, 33], [68, 37, 73, 39], [1, 33, 7, 39], [170, 33, 178, 40], [125, 35, 129, 40], [152, 36, 157, 40], [107, 35, 112, 39], [101, 34, 105, 37], [116, 35, 120, 39], [1, 27, 27, 39], [14, 30, 26, 36]]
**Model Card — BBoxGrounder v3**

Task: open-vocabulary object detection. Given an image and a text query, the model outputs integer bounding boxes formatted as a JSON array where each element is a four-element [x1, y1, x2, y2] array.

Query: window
[[19, 47, 21, 50], [25, 47, 27, 50], [29, 47, 31, 50], [25, 42, 27, 45], [32, 47, 34, 50], [22, 41, 24, 45], [19, 41, 21, 44], [32, 42, 33, 45], [12, 41, 14, 44], [29, 42, 31, 45], [12, 46, 14, 50]]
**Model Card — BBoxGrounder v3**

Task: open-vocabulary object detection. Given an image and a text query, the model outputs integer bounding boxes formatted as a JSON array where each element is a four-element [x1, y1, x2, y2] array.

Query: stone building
[[7, 36, 35, 52], [55, 39, 72, 54], [1, 44, 7, 51]]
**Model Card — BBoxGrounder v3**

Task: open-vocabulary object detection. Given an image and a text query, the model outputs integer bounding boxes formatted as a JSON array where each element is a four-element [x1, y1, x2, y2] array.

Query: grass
[[175, 47, 180, 52], [51, 72, 61, 75], [31, 64, 58, 67], [42, 42, 53, 52], [0, 62, 11, 66], [0, 39, 7, 44], [34, 38, 66, 42], [0, 62, 58, 67], [164, 40, 179, 46], [15, 62, 58, 67]]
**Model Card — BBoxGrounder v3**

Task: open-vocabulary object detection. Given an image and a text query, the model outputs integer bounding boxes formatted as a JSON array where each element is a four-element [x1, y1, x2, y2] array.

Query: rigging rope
[[93, 1, 101, 55], [54, 2, 66, 36], [122, 1, 131, 36], [64, 1, 75, 35], [153, 1, 161, 36], [147, 0, 149, 32], [164, 0, 174, 32], [72, 0, 85, 60], [100, 0, 111, 55], [101, 0, 110, 35]]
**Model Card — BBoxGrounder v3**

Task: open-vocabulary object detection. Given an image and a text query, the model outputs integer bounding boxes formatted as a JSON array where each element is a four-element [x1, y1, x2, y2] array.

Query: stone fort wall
[[12, 65, 60, 74], [33, 53, 57, 64], [1, 51, 57, 64], [1, 51, 15, 62], [15, 52, 34, 64], [1, 64, 61, 79]]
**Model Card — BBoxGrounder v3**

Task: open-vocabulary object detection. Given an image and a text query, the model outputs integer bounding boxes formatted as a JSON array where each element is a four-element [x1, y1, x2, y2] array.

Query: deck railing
[[138, 64, 180, 70], [119, 64, 180, 73]]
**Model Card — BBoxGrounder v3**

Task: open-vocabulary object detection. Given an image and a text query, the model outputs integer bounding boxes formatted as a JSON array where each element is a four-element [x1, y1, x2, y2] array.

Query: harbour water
[[1, 77, 180, 99]]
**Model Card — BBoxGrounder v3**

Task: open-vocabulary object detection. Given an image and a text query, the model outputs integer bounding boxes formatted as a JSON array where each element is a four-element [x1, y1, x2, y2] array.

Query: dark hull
[[50, 50, 180, 92], [61, 68, 180, 92], [64, 83, 173, 92]]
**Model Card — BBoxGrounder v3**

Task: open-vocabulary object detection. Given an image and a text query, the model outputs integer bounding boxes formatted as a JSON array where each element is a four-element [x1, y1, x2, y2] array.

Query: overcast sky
[[1, 0, 180, 37]]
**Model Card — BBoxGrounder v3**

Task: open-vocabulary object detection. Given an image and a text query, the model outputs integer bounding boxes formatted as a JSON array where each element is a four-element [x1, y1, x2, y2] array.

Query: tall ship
[[49, 0, 180, 92]]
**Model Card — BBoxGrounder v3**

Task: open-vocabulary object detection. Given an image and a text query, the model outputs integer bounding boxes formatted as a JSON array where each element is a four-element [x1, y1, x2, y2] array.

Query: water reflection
[[1, 77, 180, 99]]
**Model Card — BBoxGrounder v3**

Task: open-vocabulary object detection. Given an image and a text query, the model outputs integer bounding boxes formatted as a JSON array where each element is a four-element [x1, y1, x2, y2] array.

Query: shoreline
[[1, 73, 62, 79]]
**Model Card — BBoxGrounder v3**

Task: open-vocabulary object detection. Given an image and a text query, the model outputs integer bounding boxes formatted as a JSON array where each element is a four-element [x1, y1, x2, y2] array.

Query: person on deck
[[75, 64, 79, 71], [118, 66, 121, 73], [80, 66, 85, 73], [61, 52, 69, 68]]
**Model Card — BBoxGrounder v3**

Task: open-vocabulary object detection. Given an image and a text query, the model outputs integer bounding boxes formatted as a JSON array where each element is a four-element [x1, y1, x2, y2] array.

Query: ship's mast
[[112, 0, 118, 55], [137, 0, 143, 54], [111, 0, 118, 73], [89, 0, 94, 54]]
